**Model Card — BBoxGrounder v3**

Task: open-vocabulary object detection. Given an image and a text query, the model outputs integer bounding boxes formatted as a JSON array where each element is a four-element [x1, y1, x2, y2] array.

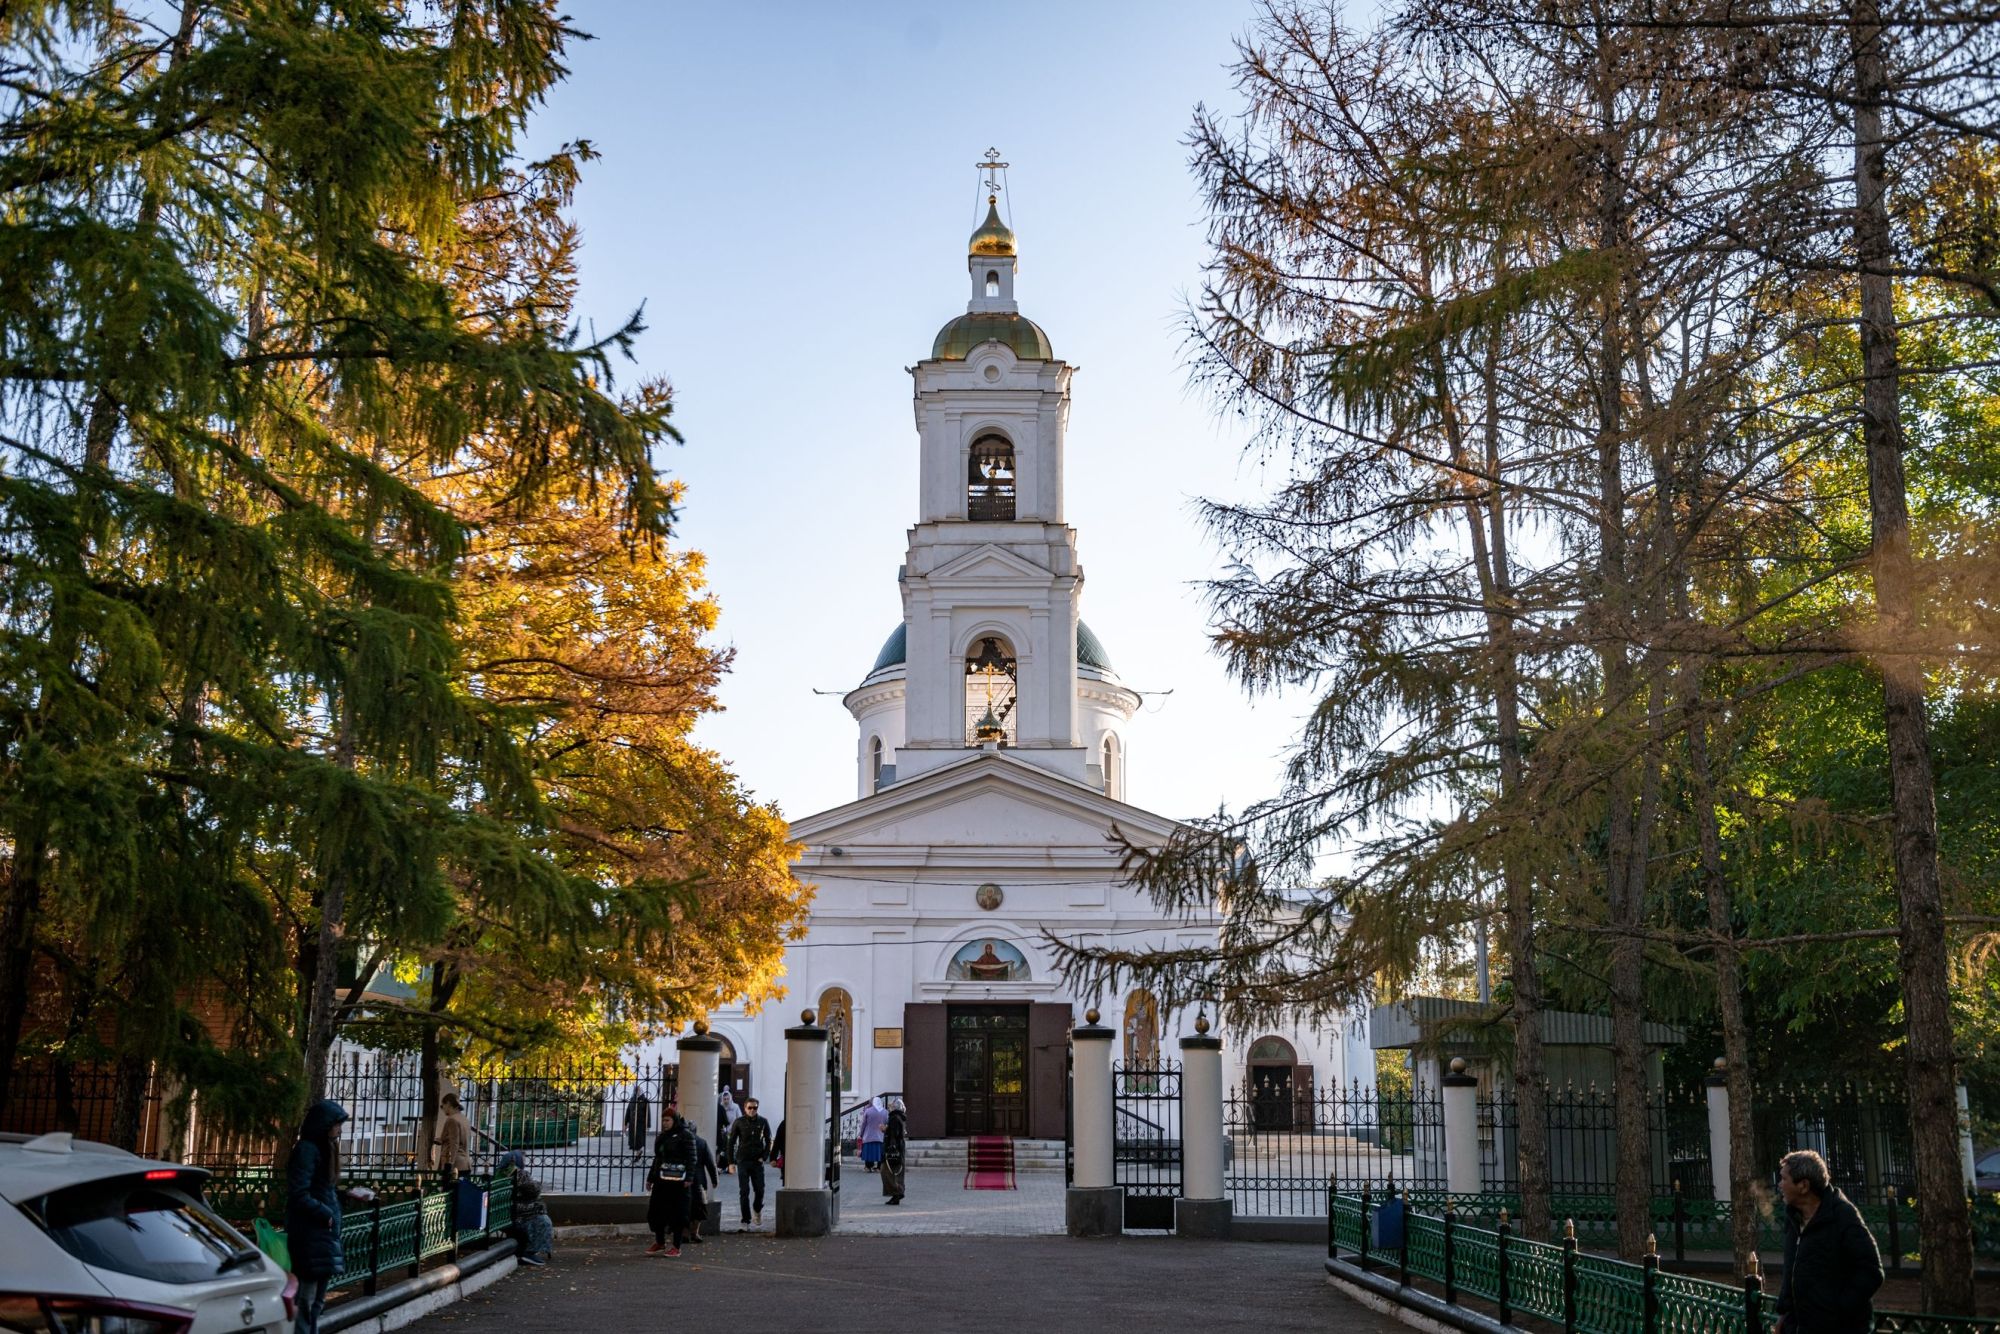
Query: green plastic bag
[[253, 1217, 291, 1273]]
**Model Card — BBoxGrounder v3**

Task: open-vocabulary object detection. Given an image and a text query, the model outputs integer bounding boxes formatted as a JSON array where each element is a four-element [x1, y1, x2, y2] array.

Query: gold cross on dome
[[978, 148, 1008, 193]]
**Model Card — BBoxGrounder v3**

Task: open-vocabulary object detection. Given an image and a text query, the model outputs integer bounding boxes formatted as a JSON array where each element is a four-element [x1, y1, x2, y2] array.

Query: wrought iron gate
[[1114, 1058, 1181, 1229], [825, 1032, 842, 1208]]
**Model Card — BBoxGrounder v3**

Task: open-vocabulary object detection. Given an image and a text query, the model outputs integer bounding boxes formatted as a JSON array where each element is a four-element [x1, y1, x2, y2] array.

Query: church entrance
[[946, 1005, 1029, 1137]]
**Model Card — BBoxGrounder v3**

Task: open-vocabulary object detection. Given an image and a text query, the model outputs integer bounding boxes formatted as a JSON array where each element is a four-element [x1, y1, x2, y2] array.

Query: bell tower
[[890, 155, 1091, 787]]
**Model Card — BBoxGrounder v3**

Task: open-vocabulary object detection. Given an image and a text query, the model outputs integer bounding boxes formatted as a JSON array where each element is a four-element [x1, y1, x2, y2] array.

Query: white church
[[677, 182, 1373, 1144]]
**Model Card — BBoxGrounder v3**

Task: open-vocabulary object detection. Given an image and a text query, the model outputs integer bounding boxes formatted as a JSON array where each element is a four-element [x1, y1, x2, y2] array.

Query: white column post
[[1067, 1009, 1121, 1237], [677, 1023, 722, 1157], [1706, 1057, 1732, 1204], [1958, 1084, 1977, 1192], [1176, 1019, 1232, 1238], [1443, 1057, 1482, 1196], [777, 1009, 832, 1237]]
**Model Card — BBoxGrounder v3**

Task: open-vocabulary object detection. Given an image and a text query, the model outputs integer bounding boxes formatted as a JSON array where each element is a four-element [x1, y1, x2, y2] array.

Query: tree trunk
[[417, 961, 460, 1179], [108, 1054, 151, 1154], [1850, 1, 1974, 1312], [1688, 705, 1762, 1267]]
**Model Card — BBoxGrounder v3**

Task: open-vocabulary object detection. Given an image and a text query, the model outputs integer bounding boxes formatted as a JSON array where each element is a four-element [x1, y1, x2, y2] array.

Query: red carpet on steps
[[963, 1135, 1016, 1190]]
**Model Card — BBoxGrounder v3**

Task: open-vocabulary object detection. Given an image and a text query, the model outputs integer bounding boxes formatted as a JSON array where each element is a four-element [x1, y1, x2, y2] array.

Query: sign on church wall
[[874, 1027, 904, 1049]]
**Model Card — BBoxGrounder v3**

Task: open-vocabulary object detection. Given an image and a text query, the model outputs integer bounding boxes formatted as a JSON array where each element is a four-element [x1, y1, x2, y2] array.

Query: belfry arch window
[[965, 636, 1017, 747], [985, 270, 1000, 297], [869, 736, 884, 794], [967, 434, 1015, 521], [1102, 733, 1122, 800]]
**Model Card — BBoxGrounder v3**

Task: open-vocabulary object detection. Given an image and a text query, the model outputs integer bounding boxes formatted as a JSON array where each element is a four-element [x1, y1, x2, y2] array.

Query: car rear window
[[22, 1174, 252, 1285]]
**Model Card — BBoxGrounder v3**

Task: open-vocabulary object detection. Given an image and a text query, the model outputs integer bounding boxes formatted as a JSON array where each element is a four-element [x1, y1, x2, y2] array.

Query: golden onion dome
[[968, 194, 1016, 257]]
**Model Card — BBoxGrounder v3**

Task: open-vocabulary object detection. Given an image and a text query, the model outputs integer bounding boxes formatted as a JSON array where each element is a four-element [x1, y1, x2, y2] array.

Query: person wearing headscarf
[[880, 1096, 908, 1206], [857, 1097, 889, 1172], [433, 1089, 472, 1184], [716, 1088, 742, 1174], [686, 1129, 720, 1243], [496, 1150, 553, 1267], [645, 1107, 698, 1256], [285, 1100, 349, 1334]]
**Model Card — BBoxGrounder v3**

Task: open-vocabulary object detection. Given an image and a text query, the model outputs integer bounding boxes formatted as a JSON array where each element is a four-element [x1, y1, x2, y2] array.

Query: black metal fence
[[1225, 1081, 1446, 1215], [1477, 1083, 1715, 1199], [1752, 1080, 1914, 1202], [4, 1053, 684, 1195]]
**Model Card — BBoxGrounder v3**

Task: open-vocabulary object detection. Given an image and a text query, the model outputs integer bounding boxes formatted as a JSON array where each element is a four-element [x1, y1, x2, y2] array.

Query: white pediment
[[790, 750, 1180, 860], [926, 543, 1053, 583]]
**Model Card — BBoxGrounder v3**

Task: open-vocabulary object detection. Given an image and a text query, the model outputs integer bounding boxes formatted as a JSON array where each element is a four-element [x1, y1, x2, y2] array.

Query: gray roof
[[1369, 997, 1685, 1050]]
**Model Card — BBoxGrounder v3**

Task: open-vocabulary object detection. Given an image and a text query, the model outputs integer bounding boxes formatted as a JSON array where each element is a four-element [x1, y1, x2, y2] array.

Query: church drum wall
[[1030, 1003, 1072, 1140], [904, 1003, 949, 1139]]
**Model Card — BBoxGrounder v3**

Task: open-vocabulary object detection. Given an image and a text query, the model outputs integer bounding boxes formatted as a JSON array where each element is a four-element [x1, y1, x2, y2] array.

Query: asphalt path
[[409, 1234, 1409, 1334]]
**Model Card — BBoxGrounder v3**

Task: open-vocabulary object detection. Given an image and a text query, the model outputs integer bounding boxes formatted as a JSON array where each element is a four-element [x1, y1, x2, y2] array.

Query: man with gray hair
[[1774, 1149, 1884, 1334]]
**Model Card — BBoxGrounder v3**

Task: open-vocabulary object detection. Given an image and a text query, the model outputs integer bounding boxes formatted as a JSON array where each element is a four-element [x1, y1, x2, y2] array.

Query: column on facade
[[1958, 1084, 1977, 1191], [777, 1010, 833, 1237], [1066, 1009, 1121, 1237], [1442, 1056, 1481, 1196], [1705, 1057, 1732, 1204], [1175, 1018, 1232, 1239], [677, 1023, 722, 1155]]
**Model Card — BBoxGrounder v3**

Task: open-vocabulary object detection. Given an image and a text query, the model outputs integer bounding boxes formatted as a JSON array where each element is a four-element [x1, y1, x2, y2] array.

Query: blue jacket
[[284, 1100, 349, 1278]]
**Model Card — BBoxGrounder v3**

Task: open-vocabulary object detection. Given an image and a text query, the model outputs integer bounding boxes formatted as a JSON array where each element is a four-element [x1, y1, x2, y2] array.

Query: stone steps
[[889, 1138, 1067, 1172]]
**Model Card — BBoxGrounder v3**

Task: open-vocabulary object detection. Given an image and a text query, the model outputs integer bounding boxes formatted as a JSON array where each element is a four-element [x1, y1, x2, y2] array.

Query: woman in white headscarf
[[879, 1096, 908, 1205]]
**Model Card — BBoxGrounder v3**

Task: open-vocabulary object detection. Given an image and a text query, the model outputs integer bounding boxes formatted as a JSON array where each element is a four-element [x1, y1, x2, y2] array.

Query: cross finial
[[978, 147, 1009, 193]]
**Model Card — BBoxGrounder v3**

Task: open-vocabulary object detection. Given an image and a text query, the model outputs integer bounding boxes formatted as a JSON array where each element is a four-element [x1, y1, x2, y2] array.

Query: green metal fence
[[1384, 1188, 2000, 1265], [1329, 1189, 1999, 1334], [248, 1175, 516, 1297]]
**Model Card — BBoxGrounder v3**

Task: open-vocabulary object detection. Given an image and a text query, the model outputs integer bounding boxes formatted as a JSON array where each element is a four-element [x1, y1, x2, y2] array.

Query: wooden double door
[[947, 1005, 1029, 1136], [902, 1001, 1070, 1140]]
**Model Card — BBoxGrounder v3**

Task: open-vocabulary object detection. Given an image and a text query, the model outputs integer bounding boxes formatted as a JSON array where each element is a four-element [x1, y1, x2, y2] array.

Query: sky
[[520, 2, 1315, 827]]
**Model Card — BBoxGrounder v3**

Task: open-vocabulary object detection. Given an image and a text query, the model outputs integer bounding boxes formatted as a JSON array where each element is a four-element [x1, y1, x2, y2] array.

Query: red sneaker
[[645, 1241, 664, 1254], [666, 1247, 681, 1258]]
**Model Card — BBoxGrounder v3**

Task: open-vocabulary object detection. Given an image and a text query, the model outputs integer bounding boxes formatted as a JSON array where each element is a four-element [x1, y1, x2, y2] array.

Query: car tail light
[[0, 1293, 194, 1333], [281, 1274, 299, 1320]]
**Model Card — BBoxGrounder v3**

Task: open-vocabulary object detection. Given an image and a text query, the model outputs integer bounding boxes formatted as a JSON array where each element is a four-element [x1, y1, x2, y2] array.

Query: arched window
[[1123, 989, 1160, 1068], [819, 987, 854, 1091], [869, 736, 884, 794], [1101, 733, 1122, 799], [1248, 1035, 1297, 1064], [985, 270, 1000, 297], [964, 636, 1017, 747], [967, 434, 1015, 521]]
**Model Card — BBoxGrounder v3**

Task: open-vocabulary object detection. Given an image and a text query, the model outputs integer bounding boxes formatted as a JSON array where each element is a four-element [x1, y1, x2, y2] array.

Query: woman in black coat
[[1774, 1149, 1884, 1334], [645, 1108, 698, 1256], [285, 1100, 350, 1334]]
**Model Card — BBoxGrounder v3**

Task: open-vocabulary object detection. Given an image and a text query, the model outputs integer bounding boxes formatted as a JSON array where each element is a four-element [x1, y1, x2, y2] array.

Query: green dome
[[931, 312, 1053, 362], [868, 622, 1113, 676]]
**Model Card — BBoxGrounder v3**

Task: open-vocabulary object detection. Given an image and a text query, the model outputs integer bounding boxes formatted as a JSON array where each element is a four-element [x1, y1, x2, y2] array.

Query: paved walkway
[[407, 1234, 1405, 1334], [828, 1165, 1067, 1235]]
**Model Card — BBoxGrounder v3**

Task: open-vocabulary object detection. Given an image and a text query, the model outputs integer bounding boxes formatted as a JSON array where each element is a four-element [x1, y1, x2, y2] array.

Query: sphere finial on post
[[801, 1008, 816, 1026], [1085, 1007, 1100, 1025]]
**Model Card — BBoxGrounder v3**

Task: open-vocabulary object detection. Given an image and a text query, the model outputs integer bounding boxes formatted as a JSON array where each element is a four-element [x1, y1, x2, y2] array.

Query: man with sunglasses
[[724, 1096, 775, 1229]]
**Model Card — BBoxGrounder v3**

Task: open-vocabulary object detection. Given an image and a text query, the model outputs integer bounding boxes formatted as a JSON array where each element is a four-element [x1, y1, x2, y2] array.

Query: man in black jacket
[[1775, 1149, 1885, 1334], [726, 1097, 775, 1229]]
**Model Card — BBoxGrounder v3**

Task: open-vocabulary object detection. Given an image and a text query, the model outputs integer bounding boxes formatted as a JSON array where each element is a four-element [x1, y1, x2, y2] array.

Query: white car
[[0, 1131, 293, 1333]]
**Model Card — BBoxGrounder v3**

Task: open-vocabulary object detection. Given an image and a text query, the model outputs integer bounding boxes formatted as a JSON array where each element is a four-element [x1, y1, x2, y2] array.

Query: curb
[[1323, 1256, 1509, 1334], [324, 1242, 517, 1334]]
